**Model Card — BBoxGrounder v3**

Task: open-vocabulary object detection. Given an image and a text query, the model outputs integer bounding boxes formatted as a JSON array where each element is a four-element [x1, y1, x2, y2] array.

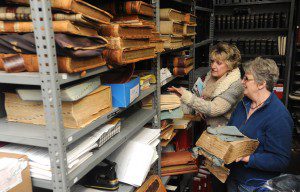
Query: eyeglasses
[[242, 75, 254, 82]]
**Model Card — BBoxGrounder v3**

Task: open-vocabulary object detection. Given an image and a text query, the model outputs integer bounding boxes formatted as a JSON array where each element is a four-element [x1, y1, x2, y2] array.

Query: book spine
[[99, 25, 120, 37], [102, 49, 123, 64]]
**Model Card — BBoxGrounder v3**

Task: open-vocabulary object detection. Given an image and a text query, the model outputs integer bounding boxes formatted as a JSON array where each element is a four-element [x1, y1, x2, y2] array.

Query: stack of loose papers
[[107, 127, 160, 187], [0, 119, 121, 180]]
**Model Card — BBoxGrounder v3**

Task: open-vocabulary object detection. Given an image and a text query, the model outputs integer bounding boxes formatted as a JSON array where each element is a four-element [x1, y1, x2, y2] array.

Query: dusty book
[[160, 35, 183, 49], [161, 164, 198, 176], [6, 0, 113, 24], [105, 37, 150, 49], [112, 15, 155, 27], [160, 21, 184, 36], [182, 36, 194, 46], [196, 130, 259, 165], [102, 46, 155, 65], [173, 56, 194, 67], [160, 8, 185, 22], [184, 13, 197, 24], [5, 86, 112, 129], [98, 23, 153, 39], [0, 20, 99, 37], [0, 7, 108, 27], [183, 23, 197, 36], [0, 54, 106, 73], [102, 1, 154, 17], [173, 65, 194, 76]]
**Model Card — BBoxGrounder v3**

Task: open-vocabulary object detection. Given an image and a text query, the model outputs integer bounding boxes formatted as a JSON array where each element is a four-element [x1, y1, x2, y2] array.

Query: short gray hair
[[243, 57, 279, 91]]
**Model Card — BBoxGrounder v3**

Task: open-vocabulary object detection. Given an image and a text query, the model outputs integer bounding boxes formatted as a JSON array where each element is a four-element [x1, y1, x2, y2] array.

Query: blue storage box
[[104, 77, 140, 108]]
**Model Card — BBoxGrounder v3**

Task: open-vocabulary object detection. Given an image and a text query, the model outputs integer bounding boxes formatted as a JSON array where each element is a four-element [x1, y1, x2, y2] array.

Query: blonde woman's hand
[[167, 86, 184, 97]]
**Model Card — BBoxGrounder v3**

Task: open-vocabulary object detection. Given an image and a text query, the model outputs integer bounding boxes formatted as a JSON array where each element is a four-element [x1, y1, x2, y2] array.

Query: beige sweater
[[181, 68, 244, 127]]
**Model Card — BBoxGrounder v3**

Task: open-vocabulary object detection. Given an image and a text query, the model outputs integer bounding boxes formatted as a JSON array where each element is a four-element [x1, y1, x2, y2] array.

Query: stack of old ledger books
[[99, 0, 156, 65], [159, 8, 197, 49], [0, 0, 114, 73], [195, 126, 259, 183], [5, 77, 113, 129], [161, 150, 198, 176], [172, 51, 194, 76], [0, 118, 121, 180], [142, 94, 184, 147]]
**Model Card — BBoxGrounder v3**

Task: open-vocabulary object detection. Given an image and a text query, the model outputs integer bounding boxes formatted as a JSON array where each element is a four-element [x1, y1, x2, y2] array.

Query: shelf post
[[29, 0, 69, 191]]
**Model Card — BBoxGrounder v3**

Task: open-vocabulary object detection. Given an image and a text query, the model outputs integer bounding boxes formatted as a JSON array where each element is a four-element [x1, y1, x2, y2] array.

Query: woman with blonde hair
[[168, 42, 243, 127], [168, 42, 244, 192]]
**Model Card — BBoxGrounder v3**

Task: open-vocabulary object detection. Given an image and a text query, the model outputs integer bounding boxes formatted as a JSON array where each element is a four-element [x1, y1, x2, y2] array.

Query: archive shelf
[[215, 28, 289, 33], [0, 85, 156, 148], [32, 108, 156, 189], [0, 0, 204, 191], [214, 0, 296, 106], [215, 0, 291, 7], [0, 66, 110, 86]]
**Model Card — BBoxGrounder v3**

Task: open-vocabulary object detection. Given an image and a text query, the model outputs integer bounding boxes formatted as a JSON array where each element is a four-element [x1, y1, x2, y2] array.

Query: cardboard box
[[105, 77, 140, 107], [5, 86, 112, 129], [0, 152, 32, 192]]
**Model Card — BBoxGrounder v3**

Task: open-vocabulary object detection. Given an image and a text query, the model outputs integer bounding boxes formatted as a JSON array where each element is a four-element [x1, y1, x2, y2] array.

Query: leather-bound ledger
[[102, 1, 154, 17], [184, 13, 197, 24], [173, 65, 194, 76], [5, 86, 113, 129], [173, 56, 193, 67], [0, 54, 106, 73], [112, 15, 155, 27], [183, 23, 197, 36], [160, 35, 183, 49], [7, 0, 113, 24], [161, 151, 196, 167], [161, 164, 198, 176], [0, 20, 98, 37], [160, 8, 185, 22], [98, 23, 153, 39], [105, 37, 150, 49], [0, 7, 108, 26], [160, 21, 183, 35], [102, 46, 155, 65]]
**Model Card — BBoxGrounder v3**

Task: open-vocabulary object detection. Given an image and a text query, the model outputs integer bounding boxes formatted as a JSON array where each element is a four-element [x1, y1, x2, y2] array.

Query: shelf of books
[[0, 0, 207, 191], [215, 0, 291, 6]]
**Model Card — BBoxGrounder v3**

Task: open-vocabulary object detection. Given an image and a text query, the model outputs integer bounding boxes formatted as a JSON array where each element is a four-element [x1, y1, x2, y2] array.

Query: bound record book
[[0, 54, 106, 73], [160, 21, 184, 36], [16, 77, 101, 102], [160, 8, 185, 22], [5, 86, 113, 129], [6, 0, 113, 24], [105, 37, 150, 49], [183, 24, 197, 36], [102, 1, 154, 17], [160, 35, 183, 49], [102, 46, 155, 65], [173, 56, 193, 67], [184, 13, 197, 24], [112, 15, 155, 28], [0, 7, 109, 27], [0, 20, 99, 37], [98, 23, 153, 39], [173, 65, 194, 76], [161, 151, 196, 167]]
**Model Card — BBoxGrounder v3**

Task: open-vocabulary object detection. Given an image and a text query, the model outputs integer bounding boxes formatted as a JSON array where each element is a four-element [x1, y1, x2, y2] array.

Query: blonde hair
[[243, 57, 279, 91], [210, 42, 241, 70]]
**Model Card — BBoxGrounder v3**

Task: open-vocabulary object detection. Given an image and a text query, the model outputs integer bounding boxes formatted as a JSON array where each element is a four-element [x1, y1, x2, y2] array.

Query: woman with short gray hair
[[226, 57, 293, 192]]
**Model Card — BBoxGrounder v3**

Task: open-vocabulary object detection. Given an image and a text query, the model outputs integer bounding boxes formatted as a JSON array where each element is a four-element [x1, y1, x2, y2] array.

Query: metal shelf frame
[[215, 0, 291, 7], [0, 0, 206, 191]]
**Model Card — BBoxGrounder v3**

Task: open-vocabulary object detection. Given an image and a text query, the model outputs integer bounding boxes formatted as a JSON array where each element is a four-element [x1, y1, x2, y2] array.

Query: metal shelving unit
[[214, 0, 295, 106], [0, 0, 206, 191], [215, 0, 291, 6]]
